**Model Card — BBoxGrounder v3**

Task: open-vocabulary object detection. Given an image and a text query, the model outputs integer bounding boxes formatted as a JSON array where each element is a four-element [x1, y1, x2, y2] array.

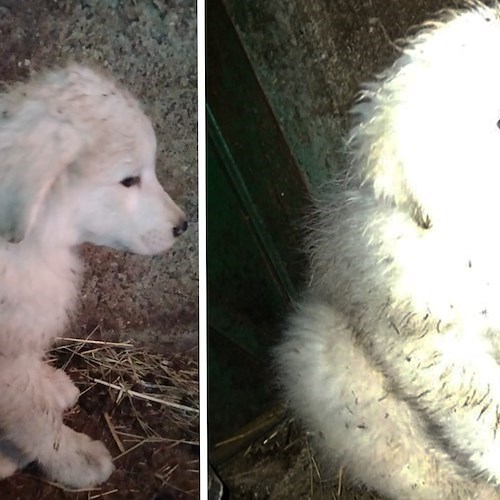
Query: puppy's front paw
[[41, 427, 114, 488], [43, 365, 80, 411], [0, 453, 18, 479]]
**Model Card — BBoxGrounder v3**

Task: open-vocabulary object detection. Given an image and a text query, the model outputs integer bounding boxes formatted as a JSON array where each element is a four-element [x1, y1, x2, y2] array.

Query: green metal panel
[[207, 0, 310, 447], [208, 128, 286, 354]]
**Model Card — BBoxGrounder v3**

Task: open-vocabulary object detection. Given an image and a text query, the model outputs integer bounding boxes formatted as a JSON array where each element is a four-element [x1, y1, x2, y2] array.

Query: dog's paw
[[43, 365, 80, 410], [42, 427, 114, 488], [0, 453, 18, 479], [51, 369, 80, 411]]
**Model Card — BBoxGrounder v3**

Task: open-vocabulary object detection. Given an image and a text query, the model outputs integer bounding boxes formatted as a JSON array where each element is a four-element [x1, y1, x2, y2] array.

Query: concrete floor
[[0, 0, 198, 353]]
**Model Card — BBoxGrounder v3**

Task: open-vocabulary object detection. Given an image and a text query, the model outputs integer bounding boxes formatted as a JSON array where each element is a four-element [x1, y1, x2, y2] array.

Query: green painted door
[[207, 0, 310, 450]]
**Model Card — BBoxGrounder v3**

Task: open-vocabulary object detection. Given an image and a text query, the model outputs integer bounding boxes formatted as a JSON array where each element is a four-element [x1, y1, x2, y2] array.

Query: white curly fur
[[0, 63, 186, 488], [276, 3, 500, 499]]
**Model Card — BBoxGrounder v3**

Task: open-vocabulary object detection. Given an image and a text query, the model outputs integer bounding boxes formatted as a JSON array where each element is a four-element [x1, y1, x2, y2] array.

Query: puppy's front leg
[[372, 321, 500, 484], [0, 356, 114, 488]]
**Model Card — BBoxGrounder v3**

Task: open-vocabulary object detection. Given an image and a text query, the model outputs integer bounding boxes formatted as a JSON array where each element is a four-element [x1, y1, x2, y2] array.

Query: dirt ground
[[0, 0, 198, 498], [3, 336, 199, 500], [216, 410, 381, 500]]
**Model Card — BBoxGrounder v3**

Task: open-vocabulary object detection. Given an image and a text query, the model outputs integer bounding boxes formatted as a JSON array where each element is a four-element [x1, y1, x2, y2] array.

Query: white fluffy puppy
[[0, 64, 187, 488], [276, 4, 500, 499]]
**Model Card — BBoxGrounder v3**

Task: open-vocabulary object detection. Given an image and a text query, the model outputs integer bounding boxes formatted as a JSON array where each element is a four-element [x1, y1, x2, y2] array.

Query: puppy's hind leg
[[276, 300, 497, 500], [39, 425, 114, 488], [0, 356, 114, 488]]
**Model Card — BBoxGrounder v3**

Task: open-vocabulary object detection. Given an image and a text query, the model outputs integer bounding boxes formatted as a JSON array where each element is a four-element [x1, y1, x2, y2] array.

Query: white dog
[[0, 64, 187, 488], [276, 3, 500, 499]]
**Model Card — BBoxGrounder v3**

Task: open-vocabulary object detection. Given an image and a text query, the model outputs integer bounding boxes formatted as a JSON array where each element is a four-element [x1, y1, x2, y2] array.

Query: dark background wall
[[223, 0, 459, 187]]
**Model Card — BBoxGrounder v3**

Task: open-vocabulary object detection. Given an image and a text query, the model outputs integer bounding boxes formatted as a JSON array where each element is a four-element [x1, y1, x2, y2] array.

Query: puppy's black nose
[[173, 219, 188, 237]]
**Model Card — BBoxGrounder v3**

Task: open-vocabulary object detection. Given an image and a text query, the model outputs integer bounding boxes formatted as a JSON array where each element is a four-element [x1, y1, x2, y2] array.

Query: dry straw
[[35, 329, 200, 494]]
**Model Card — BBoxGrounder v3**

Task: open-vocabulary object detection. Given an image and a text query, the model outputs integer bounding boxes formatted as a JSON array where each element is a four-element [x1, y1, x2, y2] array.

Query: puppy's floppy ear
[[0, 100, 82, 242]]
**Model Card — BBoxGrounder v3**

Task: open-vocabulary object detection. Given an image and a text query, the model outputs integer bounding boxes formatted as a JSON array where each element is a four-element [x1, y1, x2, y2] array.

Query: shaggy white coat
[[0, 64, 186, 488], [276, 3, 500, 499]]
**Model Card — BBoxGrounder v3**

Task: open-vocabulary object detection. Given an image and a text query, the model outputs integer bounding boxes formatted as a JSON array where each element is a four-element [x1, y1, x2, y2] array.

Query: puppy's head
[[71, 104, 188, 256], [349, 5, 500, 234], [0, 64, 187, 255]]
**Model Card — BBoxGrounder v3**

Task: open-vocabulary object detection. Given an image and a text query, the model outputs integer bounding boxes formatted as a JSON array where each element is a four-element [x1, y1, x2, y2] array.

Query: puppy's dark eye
[[120, 176, 141, 188]]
